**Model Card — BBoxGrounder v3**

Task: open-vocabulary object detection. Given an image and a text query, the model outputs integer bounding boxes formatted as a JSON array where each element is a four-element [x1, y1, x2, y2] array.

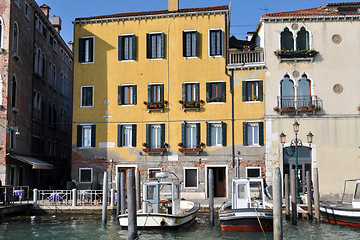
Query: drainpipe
[[224, 9, 235, 169]]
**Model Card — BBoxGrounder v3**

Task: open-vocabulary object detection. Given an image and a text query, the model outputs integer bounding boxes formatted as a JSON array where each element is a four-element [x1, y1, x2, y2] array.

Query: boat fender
[[160, 218, 166, 227]]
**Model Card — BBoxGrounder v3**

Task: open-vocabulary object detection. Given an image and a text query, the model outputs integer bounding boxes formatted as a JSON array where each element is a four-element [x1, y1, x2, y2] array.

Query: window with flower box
[[145, 124, 165, 150]]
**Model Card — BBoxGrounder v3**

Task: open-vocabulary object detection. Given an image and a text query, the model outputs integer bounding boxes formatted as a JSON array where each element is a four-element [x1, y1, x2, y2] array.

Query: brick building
[[0, 0, 73, 189]]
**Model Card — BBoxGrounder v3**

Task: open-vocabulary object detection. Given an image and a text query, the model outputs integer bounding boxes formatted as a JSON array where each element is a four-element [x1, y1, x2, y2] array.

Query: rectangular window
[[79, 168, 93, 183], [207, 123, 225, 147], [118, 124, 136, 147], [146, 33, 165, 59], [243, 122, 264, 146], [146, 124, 165, 149], [79, 37, 94, 63], [206, 82, 226, 102], [10, 129, 16, 149], [24, 3, 30, 19], [77, 125, 96, 147], [148, 168, 162, 178], [50, 35, 54, 47], [182, 83, 199, 103], [118, 35, 136, 60], [246, 167, 262, 178], [118, 85, 137, 105], [242, 80, 263, 102], [183, 31, 198, 57], [182, 123, 200, 148], [184, 168, 198, 188], [81, 86, 94, 107], [209, 29, 223, 56], [148, 84, 163, 103]]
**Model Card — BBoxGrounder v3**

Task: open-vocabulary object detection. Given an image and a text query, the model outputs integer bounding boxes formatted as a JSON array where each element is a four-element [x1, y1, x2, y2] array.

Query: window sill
[[179, 148, 203, 155], [80, 105, 94, 108], [244, 100, 261, 103], [120, 59, 135, 62], [80, 61, 95, 64], [79, 146, 93, 149], [209, 55, 223, 58], [11, 108, 19, 113], [120, 104, 136, 106], [207, 102, 225, 104], [183, 56, 199, 59], [147, 58, 164, 61], [183, 186, 199, 190], [143, 148, 166, 155]]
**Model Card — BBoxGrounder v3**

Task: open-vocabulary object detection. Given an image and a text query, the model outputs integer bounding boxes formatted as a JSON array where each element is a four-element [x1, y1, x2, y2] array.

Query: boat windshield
[[354, 183, 360, 201], [249, 181, 263, 200]]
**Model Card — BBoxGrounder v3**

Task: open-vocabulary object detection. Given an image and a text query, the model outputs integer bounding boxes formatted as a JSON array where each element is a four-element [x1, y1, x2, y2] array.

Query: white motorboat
[[118, 171, 199, 228], [219, 178, 273, 231], [320, 179, 360, 227]]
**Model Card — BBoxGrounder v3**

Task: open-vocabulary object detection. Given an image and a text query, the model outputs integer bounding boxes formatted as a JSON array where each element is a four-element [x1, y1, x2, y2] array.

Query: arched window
[[38, 49, 42, 75], [34, 46, 38, 73], [13, 23, 18, 54], [11, 76, 16, 108], [53, 65, 56, 88], [280, 27, 293, 51], [42, 53, 46, 77], [48, 60, 52, 86], [280, 75, 294, 108], [297, 74, 311, 107], [296, 27, 309, 50], [0, 17, 3, 48]]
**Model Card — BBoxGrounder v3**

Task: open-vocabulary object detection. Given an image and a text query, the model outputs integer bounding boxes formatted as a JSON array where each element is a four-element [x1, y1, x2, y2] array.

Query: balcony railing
[[227, 49, 265, 69], [275, 95, 323, 114]]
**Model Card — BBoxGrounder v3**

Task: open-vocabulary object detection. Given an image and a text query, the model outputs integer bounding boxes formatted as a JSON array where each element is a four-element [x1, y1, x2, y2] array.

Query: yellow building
[[72, 0, 265, 199]]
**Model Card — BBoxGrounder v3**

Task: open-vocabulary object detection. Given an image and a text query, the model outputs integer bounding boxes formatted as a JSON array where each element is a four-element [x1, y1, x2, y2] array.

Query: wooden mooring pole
[[273, 167, 283, 240], [127, 169, 138, 240], [306, 171, 313, 220], [102, 171, 108, 225], [291, 168, 297, 225], [314, 168, 320, 223], [209, 169, 214, 226], [285, 174, 290, 221]]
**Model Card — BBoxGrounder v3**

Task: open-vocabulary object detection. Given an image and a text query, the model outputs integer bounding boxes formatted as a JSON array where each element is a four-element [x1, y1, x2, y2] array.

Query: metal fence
[[0, 186, 30, 205], [38, 190, 73, 206]]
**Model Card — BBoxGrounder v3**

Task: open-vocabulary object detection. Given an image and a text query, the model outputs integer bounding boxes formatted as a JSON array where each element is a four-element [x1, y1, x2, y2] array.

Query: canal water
[[1, 213, 360, 240]]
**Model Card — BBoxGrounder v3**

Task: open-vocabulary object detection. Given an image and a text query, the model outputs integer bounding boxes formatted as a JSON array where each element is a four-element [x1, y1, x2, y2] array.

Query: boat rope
[[253, 200, 269, 240], [135, 212, 150, 240]]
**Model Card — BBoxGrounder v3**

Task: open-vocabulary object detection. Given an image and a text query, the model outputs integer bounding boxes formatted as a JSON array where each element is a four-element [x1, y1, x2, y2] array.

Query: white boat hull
[[119, 205, 199, 228]]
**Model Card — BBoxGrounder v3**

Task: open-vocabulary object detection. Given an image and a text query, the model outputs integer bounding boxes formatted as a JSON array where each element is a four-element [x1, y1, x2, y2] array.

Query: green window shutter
[[222, 122, 227, 146], [77, 125, 82, 147], [147, 84, 151, 103], [131, 35, 136, 60], [206, 82, 211, 102], [259, 122, 264, 146], [258, 81, 263, 101], [242, 81, 247, 102], [78, 38, 84, 63], [182, 83, 186, 102], [133, 85, 137, 105], [146, 124, 150, 147], [161, 33, 165, 59], [281, 29, 294, 51], [195, 83, 199, 101], [118, 36, 123, 61], [195, 31, 199, 57], [206, 122, 211, 146], [160, 84, 164, 103], [89, 38, 94, 62], [196, 123, 201, 148], [146, 33, 151, 59], [118, 86, 123, 105], [182, 123, 186, 147], [183, 31, 186, 57], [221, 82, 226, 102], [161, 124, 165, 148], [132, 124, 137, 147], [243, 122, 248, 146], [117, 125, 122, 147], [91, 125, 96, 147]]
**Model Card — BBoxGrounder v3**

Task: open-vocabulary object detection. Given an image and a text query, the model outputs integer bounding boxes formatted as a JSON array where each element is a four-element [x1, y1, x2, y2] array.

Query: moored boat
[[219, 178, 273, 231], [118, 171, 199, 228], [320, 180, 360, 227]]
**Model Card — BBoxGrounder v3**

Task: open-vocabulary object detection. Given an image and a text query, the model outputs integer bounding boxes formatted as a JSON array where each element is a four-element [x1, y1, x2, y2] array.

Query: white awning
[[10, 155, 53, 170]]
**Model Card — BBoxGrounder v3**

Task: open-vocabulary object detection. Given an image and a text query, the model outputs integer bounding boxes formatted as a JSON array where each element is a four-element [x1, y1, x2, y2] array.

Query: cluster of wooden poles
[[273, 167, 321, 240]]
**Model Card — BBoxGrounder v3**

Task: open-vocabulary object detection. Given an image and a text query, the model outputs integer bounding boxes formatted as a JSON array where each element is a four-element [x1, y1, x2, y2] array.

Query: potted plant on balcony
[[274, 49, 318, 59]]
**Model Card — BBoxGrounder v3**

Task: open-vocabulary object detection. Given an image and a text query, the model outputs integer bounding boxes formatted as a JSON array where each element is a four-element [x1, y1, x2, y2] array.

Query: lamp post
[[280, 121, 314, 204]]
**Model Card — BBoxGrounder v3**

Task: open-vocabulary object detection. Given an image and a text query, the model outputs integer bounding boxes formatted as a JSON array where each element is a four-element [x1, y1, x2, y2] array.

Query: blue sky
[[36, 0, 355, 44]]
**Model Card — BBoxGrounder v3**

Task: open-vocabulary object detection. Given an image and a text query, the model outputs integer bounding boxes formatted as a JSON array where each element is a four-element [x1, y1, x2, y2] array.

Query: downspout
[[224, 8, 235, 169]]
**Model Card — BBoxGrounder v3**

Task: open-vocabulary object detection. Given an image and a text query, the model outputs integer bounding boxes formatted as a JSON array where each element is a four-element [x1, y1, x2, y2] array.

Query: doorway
[[116, 165, 137, 190], [206, 166, 227, 198]]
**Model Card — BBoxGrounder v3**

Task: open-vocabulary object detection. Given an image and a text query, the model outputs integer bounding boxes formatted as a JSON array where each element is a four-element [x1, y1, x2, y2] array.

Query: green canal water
[[1, 213, 360, 240]]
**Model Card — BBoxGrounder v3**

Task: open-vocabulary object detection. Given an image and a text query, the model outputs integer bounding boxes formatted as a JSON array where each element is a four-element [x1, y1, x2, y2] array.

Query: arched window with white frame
[[297, 74, 312, 108], [280, 74, 294, 108], [0, 17, 4, 48], [280, 27, 294, 51], [296, 27, 310, 50]]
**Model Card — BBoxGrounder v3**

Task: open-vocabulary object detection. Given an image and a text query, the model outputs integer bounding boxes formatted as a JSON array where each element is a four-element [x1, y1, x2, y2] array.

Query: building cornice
[[261, 14, 360, 23]]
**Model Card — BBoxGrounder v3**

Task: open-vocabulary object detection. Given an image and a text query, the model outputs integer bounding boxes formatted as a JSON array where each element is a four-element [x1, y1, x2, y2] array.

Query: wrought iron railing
[[38, 190, 73, 205], [78, 190, 109, 206], [0, 186, 30, 205], [228, 50, 265, 67], [275, 95, 322, 113]]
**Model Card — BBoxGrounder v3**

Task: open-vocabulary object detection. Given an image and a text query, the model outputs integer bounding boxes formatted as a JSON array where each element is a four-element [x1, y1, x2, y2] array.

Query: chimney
[[50, 15, 62, 33], [68, 41, 74, 52], [168, 0, 179, 12], [40, 4, 51, 19]]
